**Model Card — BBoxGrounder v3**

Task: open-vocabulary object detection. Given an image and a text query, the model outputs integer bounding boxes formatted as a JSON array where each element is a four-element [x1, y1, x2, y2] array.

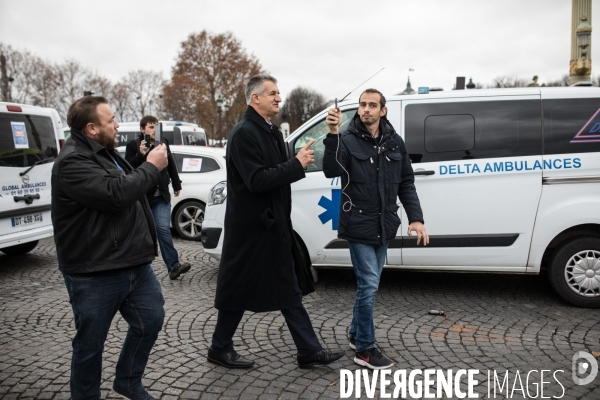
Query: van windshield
[[0, 114, 57, 168]]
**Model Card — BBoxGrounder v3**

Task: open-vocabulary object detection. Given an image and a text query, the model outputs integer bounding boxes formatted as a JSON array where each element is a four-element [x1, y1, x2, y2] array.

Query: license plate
[[11, 213, 43, 227]]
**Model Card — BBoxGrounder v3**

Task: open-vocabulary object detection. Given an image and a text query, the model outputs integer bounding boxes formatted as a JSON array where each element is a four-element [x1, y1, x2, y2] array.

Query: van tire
[[548, 237, 600, 308], [174, 201, 204, 241], [0, 240, 39, 256]]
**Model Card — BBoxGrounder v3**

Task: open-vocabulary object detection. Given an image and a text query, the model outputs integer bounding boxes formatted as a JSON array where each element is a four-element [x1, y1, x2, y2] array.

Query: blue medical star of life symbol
[[318, 178, 341, 230]]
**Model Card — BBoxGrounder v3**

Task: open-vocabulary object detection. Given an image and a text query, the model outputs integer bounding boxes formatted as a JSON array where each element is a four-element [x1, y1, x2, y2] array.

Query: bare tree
[[30, 58, 59, 108], [0, 52, 11, 102], [110, 82, 133, 122], [166, 30, 262, 137], [84, 73, 113, 97], [0, 43, 41, 103], [488, 75, 528, 88], [283, 86, 326, 132], [545, 74, 570, 87], [123, 70, 164, 119], [53, 59, 92, 120]]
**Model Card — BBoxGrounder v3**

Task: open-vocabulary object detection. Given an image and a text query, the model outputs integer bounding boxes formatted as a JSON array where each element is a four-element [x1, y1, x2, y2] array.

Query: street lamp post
[[210, 118, 215, 146], [221, 103, 230, 146], [216, 95, 223, 147], [216, 95, 230, 147]]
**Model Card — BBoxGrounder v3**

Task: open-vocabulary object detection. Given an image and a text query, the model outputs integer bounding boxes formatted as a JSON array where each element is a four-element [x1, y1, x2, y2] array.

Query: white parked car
[[202, 87, 600, 308], [116, 145, 226, 241]]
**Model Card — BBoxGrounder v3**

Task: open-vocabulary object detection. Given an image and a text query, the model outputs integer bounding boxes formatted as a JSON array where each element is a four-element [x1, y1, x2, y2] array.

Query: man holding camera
[[52, 96, 168, 399], [324, 89, 429, 370], [126, 116, 191, 280]]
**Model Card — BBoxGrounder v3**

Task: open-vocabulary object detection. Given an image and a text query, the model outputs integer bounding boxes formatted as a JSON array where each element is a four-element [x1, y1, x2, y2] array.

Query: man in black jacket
[[207, 74, 343, 369], [126, 116, 191, 280], [324, 89, 429, 370], [52, 96, 168, 399]]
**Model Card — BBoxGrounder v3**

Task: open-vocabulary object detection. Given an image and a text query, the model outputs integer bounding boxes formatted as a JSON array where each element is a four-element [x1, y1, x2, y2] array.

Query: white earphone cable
[[335, 130, 354, 212]]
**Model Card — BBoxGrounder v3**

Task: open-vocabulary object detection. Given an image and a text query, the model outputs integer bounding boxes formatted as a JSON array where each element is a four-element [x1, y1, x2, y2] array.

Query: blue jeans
[[151, 196, 180, 273], [347, 241, 388, 352], [62, 264, 165, 400]]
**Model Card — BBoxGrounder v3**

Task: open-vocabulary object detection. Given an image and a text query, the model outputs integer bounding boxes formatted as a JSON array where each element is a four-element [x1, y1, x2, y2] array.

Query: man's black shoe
[[112, 383, 155, 400], [169, 262, 191, 280], [207, 346, 254, 369], [297, 349, 344, 369]]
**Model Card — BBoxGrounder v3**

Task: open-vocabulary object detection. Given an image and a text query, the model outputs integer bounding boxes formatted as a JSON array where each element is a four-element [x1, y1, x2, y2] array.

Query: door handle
[[414, 170, 435, 176], [13, 194, 40, 205]]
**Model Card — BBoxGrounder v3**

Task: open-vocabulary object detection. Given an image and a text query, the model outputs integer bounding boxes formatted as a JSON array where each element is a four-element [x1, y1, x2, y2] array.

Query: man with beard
[[52, 96, 168, 399], [323, 89, 429, 370], [208, 74, 343, 369]]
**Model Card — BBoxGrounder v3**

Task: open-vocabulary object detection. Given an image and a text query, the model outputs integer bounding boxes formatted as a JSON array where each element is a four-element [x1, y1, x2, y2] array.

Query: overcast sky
[[1, 0, 599, 103]]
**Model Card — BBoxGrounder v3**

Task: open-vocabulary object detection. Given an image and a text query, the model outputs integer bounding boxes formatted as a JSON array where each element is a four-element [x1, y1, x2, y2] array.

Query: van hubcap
[[565, 250, 600, 297]]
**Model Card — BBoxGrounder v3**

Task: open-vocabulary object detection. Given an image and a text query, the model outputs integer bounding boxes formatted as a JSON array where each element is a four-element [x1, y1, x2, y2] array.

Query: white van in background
[[114, 120, 209, 147], [202, 87, 600, 308], [63, 120, 209, 148], [0, 102, 62, 255]]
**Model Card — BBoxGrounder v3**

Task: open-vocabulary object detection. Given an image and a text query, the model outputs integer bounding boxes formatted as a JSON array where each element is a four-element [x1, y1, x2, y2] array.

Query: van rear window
[[0, 114, 57, 168], [544, 98, 600, 155]]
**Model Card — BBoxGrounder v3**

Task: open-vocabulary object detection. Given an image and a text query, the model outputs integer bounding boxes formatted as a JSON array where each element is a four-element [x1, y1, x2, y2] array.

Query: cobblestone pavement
[[1, 237, 599, 399]]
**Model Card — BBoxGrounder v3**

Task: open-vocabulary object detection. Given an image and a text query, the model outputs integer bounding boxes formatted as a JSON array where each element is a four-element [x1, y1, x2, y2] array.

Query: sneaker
[[112, 384, 155, 400], [349, 337, 356, 350], [354, 347, 394, 370], [169, 262, 191, 280]]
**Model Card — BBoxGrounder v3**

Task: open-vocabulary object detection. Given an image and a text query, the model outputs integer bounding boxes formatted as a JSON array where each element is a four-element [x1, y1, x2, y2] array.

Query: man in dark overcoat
[[207, 75, 343, 369]]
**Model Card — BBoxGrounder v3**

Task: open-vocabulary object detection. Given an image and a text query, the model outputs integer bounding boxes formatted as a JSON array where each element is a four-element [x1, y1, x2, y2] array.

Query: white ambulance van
[[201, 87, 600, 308], [0, 102, 62, 255]]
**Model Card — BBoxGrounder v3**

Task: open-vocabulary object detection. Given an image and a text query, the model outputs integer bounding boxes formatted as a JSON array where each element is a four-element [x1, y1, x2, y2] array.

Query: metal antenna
[[339, 67, 385, 102]]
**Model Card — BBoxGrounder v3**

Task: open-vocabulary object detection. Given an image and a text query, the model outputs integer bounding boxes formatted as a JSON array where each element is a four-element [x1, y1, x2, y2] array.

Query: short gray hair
[[245, 74, 277, 105]]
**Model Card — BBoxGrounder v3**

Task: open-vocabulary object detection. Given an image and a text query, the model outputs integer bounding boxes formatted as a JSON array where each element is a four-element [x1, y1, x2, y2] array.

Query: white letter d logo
[[572, 351, 598, 385]]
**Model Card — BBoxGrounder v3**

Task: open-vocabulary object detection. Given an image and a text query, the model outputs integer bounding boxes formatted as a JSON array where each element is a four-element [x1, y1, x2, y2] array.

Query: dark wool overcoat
[[214, 106, 307, 312]]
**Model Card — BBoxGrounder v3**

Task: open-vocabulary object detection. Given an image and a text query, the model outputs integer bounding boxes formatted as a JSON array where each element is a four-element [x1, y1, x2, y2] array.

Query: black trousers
[[211, 303, 323, 356]]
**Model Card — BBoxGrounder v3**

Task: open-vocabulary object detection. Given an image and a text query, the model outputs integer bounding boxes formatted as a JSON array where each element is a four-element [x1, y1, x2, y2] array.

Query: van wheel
[[174, 201, 204, 241], [0, 240, 39, 256], [548, 237, 600, 308]]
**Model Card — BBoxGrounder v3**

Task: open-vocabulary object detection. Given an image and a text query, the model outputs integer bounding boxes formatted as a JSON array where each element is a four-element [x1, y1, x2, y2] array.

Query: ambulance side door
[[387, 95, 543, 270]]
